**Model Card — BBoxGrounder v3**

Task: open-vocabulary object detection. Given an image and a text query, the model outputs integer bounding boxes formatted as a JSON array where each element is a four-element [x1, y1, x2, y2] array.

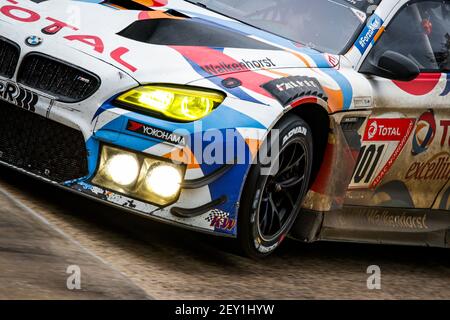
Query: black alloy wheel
[[238, 114, 313, 258]]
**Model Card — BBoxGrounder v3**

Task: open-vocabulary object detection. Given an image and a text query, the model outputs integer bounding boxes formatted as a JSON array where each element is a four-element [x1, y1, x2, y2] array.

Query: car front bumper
[[0, 25, 270, 238]]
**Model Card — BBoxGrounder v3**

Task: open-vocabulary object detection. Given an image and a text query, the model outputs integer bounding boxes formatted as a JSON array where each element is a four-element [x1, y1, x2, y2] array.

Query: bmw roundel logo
[[25, 36, 43, 47]]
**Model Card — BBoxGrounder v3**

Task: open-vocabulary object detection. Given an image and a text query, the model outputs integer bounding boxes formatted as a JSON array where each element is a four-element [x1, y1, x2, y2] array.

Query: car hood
[[5, 0, 339, 85]]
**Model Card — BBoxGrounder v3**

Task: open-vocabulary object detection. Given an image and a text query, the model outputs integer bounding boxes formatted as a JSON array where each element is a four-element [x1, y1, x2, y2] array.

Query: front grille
[[0, 101, 89, 182], [17, 53, 100, 102], [0, 38, 20, 79]]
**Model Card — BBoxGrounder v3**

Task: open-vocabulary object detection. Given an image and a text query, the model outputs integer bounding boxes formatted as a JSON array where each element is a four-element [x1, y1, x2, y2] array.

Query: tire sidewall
[[238, 115, 313, 258]]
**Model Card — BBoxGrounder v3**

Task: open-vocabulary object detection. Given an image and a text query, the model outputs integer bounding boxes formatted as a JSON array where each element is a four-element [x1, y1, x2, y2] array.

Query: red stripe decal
[[171, 46, 274, 98], [290, 97, 318, 108], [393, 73, 441, 96]]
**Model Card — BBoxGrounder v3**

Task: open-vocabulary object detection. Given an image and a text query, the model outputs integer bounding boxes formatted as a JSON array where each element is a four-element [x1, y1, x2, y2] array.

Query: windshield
[[185, 0, 381, 54]]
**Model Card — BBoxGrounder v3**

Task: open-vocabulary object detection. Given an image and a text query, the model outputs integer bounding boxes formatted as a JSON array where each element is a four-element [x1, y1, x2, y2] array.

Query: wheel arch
[[282, 102, 330, 243], [286, 102, 330, 187]]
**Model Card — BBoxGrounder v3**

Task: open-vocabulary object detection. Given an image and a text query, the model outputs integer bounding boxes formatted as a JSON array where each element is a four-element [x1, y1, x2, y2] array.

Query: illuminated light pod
[[146, 165, 182, 199], [116, 85, 226, 122], [92, 145, 185, 206], [105, 153, 140, 186]]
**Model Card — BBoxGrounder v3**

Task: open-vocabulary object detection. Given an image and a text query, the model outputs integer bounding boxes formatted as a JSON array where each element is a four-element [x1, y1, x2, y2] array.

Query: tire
[[238, 114, 313, 258]]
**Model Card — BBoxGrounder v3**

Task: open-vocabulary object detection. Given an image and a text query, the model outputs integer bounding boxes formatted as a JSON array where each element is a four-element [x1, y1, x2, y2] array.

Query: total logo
[[364, 118, 411, 142], [412, 110, 436, 155], [0, 0, 137, 72], [441, 120, 450, 147], [367, 120, 378, 139]]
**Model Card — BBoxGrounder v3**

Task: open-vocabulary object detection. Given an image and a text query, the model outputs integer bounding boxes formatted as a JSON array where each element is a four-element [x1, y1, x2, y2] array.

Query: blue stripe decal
[[323, 69, 353, 110], [306, 53, 353, 109]]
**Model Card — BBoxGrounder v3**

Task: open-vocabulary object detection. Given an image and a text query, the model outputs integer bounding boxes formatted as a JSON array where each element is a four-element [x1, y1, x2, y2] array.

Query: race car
[[0, 0, 449, 258]]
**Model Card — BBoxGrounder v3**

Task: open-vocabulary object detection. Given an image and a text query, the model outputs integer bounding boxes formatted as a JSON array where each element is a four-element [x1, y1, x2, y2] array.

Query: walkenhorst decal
[[202, 58, 277, 76], [169, 45, 275, 104], [0, 0, 448, 256]]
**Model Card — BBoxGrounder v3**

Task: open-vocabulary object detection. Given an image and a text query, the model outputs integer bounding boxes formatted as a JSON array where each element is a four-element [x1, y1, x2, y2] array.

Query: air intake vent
[[118, 19, 276, 49], [17, 53, 100, 103], [0, 37, 20, 79], [0, 101, 89, 182]]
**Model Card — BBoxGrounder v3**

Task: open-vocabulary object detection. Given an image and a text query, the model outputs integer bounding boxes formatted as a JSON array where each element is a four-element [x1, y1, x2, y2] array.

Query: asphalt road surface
[[0, 166, 449, 300], [0, 187, 149, 300]]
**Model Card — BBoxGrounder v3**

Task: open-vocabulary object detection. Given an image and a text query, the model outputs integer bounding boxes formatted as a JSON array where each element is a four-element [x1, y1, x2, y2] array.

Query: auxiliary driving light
[[146, 164, 182, 199], [92, 145, 185, 206], [105, 154, 140, 186]]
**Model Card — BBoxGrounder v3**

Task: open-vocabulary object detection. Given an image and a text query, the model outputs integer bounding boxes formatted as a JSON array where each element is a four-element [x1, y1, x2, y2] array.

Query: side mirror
[[361, 50, 420, 81]]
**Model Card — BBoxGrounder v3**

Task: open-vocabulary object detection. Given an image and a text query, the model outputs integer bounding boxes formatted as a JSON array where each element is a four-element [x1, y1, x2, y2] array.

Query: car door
[[345, 0, 450, 210]]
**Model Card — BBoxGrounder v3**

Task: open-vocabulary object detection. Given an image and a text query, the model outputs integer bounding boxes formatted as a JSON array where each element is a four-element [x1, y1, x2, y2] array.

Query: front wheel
[[238, 114, 313, 258]]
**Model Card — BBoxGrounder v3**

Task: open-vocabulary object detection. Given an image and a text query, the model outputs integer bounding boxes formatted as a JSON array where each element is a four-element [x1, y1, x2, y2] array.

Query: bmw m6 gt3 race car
[[0, 0, 449, 257]]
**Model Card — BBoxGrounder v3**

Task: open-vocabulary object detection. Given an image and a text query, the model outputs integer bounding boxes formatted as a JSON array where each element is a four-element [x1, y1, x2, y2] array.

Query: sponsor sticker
[[283, 126, 307, 145], [0, 79, 43, 112], [355, 14, 383, 54], [262, 76, 327, 106], [412, 110, 436, 155], [364, 118, 414, 142], [366, 209, 428, 230], [405, 152, 450, 181], [126, 120, 187, 146], [202, 57, 276, 75], [353, 97, 372, 108], [441, 120, 450, 147], [350, 118, 415, 189], [206, 209, 236, 231]]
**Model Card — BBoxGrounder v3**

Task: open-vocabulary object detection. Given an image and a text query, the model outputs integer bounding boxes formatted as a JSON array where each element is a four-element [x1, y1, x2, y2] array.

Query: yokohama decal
[[127, 120, 186, 146]]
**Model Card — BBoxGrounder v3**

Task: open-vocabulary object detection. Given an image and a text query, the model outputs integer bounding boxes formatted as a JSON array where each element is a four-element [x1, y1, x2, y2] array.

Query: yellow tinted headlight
[[116, 85, 225, 121]]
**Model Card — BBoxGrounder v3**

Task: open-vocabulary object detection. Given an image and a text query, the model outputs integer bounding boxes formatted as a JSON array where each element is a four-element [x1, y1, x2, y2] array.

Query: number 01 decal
[[349, 117, 415, 190], [353, 144, 386, 184]]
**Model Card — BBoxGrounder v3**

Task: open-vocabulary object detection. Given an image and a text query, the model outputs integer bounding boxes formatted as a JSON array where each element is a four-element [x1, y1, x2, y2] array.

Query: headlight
[[116, 85, 225, 122], [92, 145, 185, 206]]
